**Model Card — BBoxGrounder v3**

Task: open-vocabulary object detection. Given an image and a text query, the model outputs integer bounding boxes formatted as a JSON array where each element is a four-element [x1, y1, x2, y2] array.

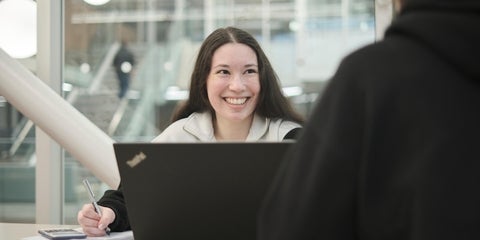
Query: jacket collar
[[183, 112, 270, 141]]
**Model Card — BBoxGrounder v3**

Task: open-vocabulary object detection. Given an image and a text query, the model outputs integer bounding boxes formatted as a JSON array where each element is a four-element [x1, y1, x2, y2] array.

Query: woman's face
[[206, 43, 260, 123]]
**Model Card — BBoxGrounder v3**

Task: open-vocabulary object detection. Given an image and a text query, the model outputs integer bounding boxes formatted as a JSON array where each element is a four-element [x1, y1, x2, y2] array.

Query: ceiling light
[[0, 0, 37, 59]]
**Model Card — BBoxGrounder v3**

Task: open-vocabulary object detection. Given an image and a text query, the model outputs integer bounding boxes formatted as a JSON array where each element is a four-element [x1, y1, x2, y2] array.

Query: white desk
[[0, 222, 79, 239], [0, 222, 134, 240]]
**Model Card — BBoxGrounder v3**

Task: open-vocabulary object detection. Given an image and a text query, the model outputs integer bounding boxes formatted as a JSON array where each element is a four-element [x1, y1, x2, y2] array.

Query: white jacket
[[152, 111, 301, 142]]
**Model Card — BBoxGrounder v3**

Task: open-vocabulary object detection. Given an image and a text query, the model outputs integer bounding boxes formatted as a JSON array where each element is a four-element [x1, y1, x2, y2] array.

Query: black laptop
[[113, 142, 293, 240]]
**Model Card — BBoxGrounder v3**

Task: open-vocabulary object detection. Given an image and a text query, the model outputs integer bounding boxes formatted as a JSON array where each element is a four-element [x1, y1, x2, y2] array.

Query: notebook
[[113, 142, 293, 240]]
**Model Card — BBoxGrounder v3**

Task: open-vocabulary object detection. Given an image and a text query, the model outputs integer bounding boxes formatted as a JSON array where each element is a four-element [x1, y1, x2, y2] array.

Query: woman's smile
[[224, 97, 249, 105]]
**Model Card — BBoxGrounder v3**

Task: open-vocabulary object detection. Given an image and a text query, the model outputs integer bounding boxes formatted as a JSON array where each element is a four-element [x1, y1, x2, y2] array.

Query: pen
[[82, 178, 111, 235]]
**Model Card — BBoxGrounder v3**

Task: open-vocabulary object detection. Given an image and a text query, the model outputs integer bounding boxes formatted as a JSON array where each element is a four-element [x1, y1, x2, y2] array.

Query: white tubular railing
[[0, 48, 120, 189]]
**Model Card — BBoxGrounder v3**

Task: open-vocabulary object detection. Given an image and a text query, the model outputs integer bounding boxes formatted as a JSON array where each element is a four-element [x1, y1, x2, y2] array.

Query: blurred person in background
[[113, 40, 135, 99]]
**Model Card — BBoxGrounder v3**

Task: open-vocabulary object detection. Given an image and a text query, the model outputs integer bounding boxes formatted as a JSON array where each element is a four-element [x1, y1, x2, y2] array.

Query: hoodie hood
[[385, 0, 480, 79]]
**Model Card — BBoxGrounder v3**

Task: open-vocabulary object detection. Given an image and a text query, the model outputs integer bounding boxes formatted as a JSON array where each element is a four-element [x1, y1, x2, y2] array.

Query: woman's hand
[[77, 203, 115, 237]]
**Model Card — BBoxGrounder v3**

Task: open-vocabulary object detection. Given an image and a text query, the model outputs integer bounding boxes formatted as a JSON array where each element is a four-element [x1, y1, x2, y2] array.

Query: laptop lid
[[113, 142, 292, 240]]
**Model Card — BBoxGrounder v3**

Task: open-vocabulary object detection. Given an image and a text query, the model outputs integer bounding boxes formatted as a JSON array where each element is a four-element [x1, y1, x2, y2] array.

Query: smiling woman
[[0, 0, 36, 59], [207, 43, 261, 140], [155, 26, 305, 142], [77, 26, 305, 237]]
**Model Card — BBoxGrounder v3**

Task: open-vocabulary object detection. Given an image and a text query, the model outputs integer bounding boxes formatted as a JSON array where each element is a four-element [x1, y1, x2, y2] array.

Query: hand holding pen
[[82, 179, 111, 236]]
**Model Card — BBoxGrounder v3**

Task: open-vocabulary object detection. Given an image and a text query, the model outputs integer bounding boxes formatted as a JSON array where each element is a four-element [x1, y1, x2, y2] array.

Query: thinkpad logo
[[126, 152, 146, 168]]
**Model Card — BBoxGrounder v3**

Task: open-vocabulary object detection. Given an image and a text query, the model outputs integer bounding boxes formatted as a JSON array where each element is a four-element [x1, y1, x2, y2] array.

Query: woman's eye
[[245, 69, 258, 74], [217, 70, 230, 75]]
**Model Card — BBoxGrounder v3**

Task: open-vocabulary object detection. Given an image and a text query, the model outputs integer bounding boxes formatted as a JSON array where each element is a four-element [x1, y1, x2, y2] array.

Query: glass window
[[1, 0, 376, 224], [0, 0, 38, 223], [62, 0, 374, 224]]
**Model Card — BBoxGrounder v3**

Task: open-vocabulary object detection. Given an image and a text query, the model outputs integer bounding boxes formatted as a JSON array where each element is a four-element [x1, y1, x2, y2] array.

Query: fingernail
[[98, 224, 104, 229]]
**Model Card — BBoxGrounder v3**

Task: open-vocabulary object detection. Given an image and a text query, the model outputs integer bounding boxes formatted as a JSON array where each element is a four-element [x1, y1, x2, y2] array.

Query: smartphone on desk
[[38, 228, 87, 240]]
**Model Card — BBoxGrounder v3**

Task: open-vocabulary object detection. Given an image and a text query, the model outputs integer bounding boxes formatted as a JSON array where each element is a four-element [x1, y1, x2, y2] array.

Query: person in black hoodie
[[258, 0, 480, 239]]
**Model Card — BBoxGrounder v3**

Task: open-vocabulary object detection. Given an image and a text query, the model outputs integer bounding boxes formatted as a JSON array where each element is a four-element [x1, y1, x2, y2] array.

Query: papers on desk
[[22, 230, 133, 240]]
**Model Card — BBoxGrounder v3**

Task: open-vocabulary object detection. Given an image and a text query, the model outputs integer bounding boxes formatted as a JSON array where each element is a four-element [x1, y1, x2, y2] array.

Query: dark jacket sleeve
[[258, 54, 364, 240], [97, 184, 131, 232], [282, 127, 302, 140]]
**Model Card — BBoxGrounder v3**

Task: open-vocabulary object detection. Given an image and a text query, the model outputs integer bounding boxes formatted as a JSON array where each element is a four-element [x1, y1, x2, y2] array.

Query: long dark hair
[[171, 26, 304, 124]]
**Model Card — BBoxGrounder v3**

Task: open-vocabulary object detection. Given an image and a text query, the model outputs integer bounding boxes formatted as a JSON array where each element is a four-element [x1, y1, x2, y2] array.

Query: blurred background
[[0, 0, 380, 224]]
